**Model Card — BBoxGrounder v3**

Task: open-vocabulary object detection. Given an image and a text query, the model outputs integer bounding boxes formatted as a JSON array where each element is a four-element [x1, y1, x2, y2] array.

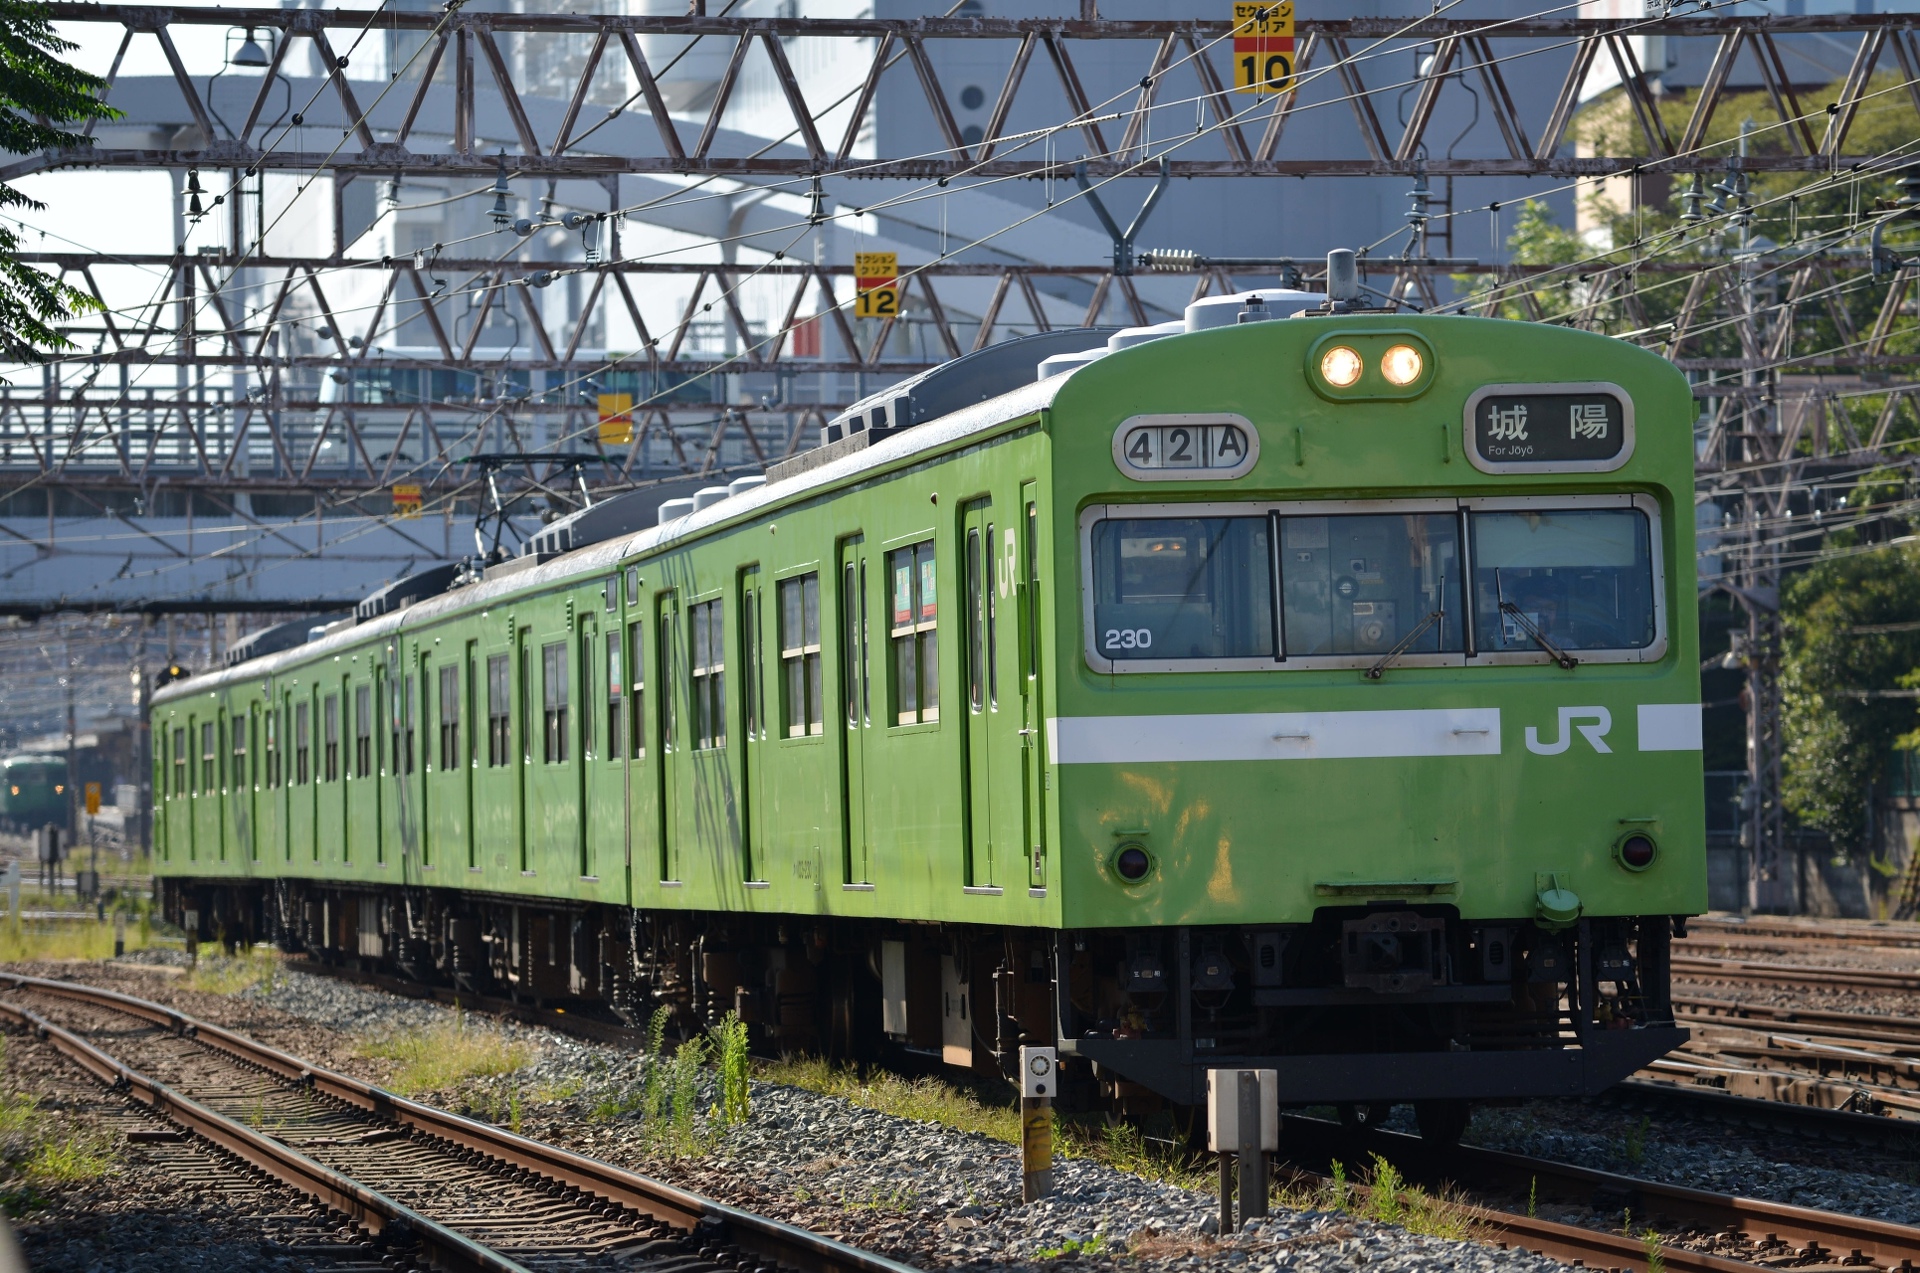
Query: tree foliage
[[1780, 542, 1920, 851], [0, 0, 118, 365]]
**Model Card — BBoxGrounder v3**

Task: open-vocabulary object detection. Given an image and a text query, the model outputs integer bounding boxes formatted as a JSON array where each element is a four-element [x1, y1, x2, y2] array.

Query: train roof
[[154, 367, 1071, 706]]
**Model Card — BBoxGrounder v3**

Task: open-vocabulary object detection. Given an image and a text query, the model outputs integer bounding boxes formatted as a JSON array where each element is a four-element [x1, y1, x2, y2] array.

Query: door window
[[779, 573, 824, 737], [439, 664, 460, 770], [542, 642, 569, 763], [889, 542, 938, 724], [355, 685, 372, 777], [690, 600, 726, 750], [487, 654, 510, 766]]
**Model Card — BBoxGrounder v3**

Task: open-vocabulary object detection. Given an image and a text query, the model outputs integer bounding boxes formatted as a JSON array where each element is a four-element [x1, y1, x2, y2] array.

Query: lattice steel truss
[[9, 6, 1917, 183]]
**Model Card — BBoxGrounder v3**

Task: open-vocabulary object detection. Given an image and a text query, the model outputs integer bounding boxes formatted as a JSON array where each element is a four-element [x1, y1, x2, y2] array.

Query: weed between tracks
[[0, 1042, 117, 1214], [185, 947, 279, 996], [756, 1057, 1210, 1190], [356, 1008, 535, 1097], [1275, 1155, 1479, 1243]]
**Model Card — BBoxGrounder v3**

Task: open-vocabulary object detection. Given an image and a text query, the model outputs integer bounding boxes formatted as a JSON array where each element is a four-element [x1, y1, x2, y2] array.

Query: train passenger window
[[605, 632, 624, 761], [627, 622, 646, 757], [690, 600, 726, 750], [542, 642, 569, 763], [173, 727, 186, 796], [487, 654, 511, 766], [889, 542, 938, 724], [605, 574, 618, 613], [201, 721, 216, 790], [403, 675, 417, 774], [323, 695, 339, 782], [779, 574, 824, 737], [1279, 514, 1464, 657], [232, 713, 248, 789], [355, 686, 372, 778], [627, 567, 640, 606], [1469, 508, 1656, 653], [440, 665, 461, 770], [1089, 516, 1274, 663], [295, 703, 310, 785]]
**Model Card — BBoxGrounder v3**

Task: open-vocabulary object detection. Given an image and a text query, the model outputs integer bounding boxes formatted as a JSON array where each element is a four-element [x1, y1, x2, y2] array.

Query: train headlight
[[1113, 842, 1153, 883], [1320, 345, 1364, 388], [1615, 832, 1658, 872], [1380, 344, 1424, 386]]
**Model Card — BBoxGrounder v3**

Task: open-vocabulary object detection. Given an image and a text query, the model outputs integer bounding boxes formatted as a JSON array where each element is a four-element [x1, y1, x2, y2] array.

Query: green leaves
[[1781, 540, 1920, 851], [0, 0, 120, 365]]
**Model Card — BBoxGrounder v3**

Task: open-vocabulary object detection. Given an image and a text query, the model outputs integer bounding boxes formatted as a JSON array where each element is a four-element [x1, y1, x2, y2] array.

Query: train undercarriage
[[161, 880, 1685, 1136]]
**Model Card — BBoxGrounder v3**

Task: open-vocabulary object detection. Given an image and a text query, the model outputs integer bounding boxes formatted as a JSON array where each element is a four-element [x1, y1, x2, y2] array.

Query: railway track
[[1279, 1115, 1920, 1273], [1683, 917, 1920, 953], [1671, 955, 1920, 996], [0, 973, 917, 1273]]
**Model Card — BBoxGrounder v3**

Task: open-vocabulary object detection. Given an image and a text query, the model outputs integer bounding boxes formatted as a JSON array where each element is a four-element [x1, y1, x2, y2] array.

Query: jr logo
[[1525, 706, 1613, 755]]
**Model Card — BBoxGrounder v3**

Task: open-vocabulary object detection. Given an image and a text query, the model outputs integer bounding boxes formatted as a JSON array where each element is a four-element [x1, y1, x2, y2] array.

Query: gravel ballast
[[14, 954, 1575, 1272], [16, 951, 1920, 1270]]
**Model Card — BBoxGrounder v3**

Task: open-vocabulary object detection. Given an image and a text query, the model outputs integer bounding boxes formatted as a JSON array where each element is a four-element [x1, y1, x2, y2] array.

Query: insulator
[[1896, 165, 1920, 215], [1679, 174, 1707, 225], [1140, 248, 1197, 271]]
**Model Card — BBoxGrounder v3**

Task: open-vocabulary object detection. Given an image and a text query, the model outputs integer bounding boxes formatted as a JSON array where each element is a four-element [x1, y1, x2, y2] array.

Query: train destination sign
[[1462, 383, 1634, 474], [1112, 413, 1260, 481]]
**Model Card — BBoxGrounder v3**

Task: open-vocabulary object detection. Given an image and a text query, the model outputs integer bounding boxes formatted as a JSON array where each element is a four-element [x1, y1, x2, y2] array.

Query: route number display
[[1112, 413, 1261, 481], [391, 484, 422, 519], [854, 251, 899, 318], [1232, 2, 1296, 95], [597, 392, 634, 446]]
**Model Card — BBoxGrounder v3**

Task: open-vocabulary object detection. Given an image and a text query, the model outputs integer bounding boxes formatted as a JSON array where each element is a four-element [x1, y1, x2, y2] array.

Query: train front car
[[1045, 306, 1704, 1135]]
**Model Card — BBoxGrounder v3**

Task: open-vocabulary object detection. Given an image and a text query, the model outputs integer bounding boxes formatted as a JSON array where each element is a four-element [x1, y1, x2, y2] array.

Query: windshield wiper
[[1499, 602, 1580, 669], [1366, 609, 1445, 680]]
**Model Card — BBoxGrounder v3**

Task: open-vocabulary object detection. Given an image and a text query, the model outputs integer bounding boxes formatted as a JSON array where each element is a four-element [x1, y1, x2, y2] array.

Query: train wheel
[[1337, 1102, 1390, 1131], [1413, 1099, 1470, 1146]]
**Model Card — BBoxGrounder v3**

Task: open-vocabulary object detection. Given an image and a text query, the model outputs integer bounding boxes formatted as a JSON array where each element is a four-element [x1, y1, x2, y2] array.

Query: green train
[[1, 755, 68, 834], [153, 272, 1705, 1135]]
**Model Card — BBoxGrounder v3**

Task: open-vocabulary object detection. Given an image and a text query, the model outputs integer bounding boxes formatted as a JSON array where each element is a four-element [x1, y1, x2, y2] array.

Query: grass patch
[[760, 1056, 1022, 1142], [356, 1011, 535, 1096], [1036, 1235, 1108, 1259], [185, 947, 279, 996], [0, 914, 155, 963], [1062, 1117, 1212, 1191], [1279, 1154, 1480, 1242], [22, 1132, 113, 1185]]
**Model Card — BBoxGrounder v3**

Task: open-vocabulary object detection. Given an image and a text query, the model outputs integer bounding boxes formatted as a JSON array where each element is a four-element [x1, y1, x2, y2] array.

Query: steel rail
[[0, 997, 529, 1273], [1672, 955, 1920, 994], [0, 973, 921, 1273], [1280, 1115, 1920, 1272], [1674, 995, 1920, 1049], [1682, 918, 1920, 951], [1607, 1077, 1920, 1153]]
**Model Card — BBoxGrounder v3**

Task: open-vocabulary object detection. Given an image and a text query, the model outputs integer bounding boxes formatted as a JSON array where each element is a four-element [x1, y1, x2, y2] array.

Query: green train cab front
[[1036, 297, 1703, 1107]]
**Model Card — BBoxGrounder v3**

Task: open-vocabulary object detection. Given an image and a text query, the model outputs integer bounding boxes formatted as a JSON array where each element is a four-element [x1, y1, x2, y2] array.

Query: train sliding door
[[962, 499, 1024, 891], [838, 536, 874, 886], [655, 591, 682, 884], [1018, 484, 1048, 890]]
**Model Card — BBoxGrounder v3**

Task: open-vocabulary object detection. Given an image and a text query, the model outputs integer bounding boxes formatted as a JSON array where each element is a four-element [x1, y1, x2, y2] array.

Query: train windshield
[[1469, 508, 1656, 653], [1085, 500, 1660, 668], [1279, 513, 1465, 656], [1089, 516, 1275, 661]]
